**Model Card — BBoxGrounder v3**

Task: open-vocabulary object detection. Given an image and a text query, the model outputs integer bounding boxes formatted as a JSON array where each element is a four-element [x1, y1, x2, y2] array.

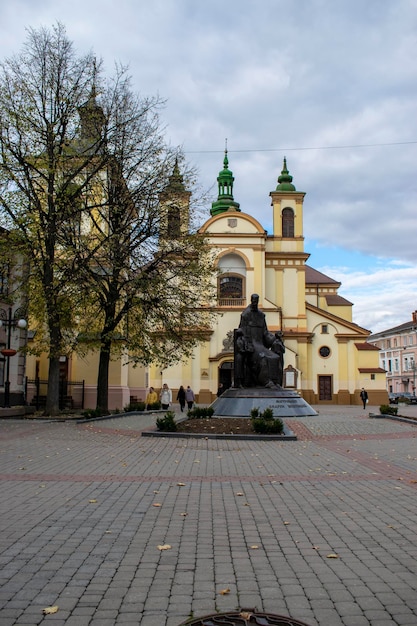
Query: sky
[[0, 0, 416, 334]]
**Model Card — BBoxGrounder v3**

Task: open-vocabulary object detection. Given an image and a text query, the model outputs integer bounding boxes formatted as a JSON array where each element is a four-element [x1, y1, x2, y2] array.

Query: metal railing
[[25, 378, 85, 410], [217, 297, 246, 307]]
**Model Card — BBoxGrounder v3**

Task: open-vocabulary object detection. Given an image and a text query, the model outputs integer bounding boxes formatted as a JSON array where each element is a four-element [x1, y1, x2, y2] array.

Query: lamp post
[[410, 361, 417, 396], [0, 308, 27, 408]]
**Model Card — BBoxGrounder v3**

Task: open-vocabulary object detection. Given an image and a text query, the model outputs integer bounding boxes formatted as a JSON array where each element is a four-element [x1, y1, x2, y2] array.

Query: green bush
[[380, 404, 398, 415], [124, 401, 145, 412], [156, 411, 177, 432], [187, 406, 215, 419], [251, 407, 284, 434]]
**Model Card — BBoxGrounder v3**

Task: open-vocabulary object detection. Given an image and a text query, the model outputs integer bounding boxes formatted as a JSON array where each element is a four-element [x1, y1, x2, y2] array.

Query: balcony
[[217, 297, 246, 308]]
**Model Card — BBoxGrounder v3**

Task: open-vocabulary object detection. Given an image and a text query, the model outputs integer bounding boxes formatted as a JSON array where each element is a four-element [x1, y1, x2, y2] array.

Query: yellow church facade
[[25, 155, 388, 409], [149, 155, 387, 407]]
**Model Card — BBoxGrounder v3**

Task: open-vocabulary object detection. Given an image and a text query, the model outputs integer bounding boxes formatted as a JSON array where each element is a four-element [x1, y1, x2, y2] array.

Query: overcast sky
[[1, 0, 416, 334]]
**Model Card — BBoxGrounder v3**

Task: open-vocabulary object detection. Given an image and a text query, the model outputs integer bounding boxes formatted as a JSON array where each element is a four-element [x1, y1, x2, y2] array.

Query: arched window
[[282, 207, 294, 237], [218, 275, 245, 306], [219, 275, 243, 299], [167, 205, 181, 238]]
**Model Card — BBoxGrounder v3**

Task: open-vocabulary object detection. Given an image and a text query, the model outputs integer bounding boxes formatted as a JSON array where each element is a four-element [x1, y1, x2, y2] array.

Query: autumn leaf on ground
[[326, 553, 339, 558], [236, 492, 244, 496], [219, 588, 230, 595], [42, 606, 59, 615], [177, 482, 186, 486], [240, 612, 253, 620], [152, 503, 162, 507], [157, 544, 172, 550], [89, 499, 97, 504], [250, 545, 259, 549]]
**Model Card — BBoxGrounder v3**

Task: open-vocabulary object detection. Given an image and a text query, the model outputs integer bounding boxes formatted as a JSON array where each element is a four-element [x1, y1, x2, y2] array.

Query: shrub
[[156, 411, 177, 432], [251, 407, 284, 434], [380, 404, 398, 416], [124, 401, 145, 412], [187, 406, 215, 419]]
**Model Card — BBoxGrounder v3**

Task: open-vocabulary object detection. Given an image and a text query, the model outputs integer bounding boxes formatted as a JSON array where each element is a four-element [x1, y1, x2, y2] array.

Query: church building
[[150, 153, 387, 406]]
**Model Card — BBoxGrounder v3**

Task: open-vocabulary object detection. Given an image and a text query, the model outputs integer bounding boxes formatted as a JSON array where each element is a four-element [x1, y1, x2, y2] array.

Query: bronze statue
[[234, 294, 284, 389]]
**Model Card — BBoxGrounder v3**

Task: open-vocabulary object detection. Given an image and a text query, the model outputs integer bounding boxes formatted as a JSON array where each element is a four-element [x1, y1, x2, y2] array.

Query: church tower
[[159, 158, 191, 240], [267, 157, 310, 335]]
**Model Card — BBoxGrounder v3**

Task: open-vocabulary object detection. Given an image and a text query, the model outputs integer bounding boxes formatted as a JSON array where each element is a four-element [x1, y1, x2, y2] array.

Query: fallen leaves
[[326, 553, 339, 559], [157, 544, 172, 551], [219, 588, 230, 595], [42, 606, 59, 615]]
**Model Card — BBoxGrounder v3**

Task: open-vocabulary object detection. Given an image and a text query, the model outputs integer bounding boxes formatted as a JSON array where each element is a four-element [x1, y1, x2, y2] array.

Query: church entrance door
[[219, 361, 233, 391], [318, 375, 332, 401]]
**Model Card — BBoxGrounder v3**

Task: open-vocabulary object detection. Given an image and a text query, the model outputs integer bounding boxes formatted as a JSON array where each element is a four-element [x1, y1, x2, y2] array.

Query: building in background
[[368, 312, 417, 394]]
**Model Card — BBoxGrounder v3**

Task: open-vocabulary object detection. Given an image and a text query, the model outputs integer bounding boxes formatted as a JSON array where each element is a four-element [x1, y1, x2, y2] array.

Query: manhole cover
[[179, 611, 312, 625]]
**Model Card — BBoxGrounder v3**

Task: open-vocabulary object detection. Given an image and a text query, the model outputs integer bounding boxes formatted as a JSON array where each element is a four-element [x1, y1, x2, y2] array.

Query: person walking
[[160, 383, 172, 410], [360, 387, 368, 409], [185, 385, 195, 410], [176, 385, 186, 412], [145, 387, 158, 410]]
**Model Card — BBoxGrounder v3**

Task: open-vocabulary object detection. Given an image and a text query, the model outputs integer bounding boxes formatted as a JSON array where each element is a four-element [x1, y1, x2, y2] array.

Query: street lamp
[[0, 308, 27, 408]]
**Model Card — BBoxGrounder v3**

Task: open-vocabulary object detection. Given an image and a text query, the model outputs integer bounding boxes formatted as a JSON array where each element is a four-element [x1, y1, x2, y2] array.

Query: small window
[[319, 346, 331, 358], [321, 324, 328, 334], [371, 374, 375, 380], [282, 207, 294, 237]]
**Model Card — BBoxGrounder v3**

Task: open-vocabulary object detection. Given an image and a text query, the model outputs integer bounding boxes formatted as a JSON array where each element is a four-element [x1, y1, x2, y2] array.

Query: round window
[[319, 346, 331, 358]]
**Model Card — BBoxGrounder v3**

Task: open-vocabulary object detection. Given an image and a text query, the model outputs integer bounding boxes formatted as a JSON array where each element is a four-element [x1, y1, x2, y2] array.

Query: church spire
[[78, 63, 106, 152], [210, 141, 240, 216], [164, 157, 186, 193], [276, 157, 296, 191]]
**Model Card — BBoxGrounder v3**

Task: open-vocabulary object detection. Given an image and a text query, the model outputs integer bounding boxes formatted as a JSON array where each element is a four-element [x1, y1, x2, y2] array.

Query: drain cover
[[180, 611, 312, 625]]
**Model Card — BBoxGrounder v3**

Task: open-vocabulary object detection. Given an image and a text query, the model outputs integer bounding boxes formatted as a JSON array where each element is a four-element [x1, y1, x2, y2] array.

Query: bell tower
[[159, 158, 191, 240], [270, 157, 305, 252], [267, 158, 309, 335]]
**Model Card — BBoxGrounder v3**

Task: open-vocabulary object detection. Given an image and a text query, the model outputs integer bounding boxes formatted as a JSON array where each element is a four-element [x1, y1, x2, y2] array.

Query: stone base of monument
[[211, 386, 317, 418]]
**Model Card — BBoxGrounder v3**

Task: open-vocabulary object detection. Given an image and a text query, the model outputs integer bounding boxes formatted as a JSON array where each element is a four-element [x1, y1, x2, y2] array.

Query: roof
[[355, 342, 380, 351], [369, 319, 417, 339], [358, 367, 386, 373], [305, 265, 340, 285], [325, 294, 353, 306]]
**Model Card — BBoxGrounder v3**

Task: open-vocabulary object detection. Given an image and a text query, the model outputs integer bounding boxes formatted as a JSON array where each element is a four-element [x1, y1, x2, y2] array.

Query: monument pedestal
[[211, 387, 317, 418]]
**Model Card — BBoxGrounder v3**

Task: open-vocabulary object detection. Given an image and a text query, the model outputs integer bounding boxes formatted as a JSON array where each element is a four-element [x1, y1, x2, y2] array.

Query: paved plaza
[[1, 404, 417, 626]]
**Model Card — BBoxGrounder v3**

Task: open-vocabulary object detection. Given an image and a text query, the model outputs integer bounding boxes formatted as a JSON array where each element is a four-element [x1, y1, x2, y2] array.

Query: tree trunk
[[96, 338, 111, 413], [45, 356, 61, 415]]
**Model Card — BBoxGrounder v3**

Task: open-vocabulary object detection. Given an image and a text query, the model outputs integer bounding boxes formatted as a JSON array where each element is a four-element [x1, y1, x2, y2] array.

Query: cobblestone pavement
[[1, 406, 417, 625]]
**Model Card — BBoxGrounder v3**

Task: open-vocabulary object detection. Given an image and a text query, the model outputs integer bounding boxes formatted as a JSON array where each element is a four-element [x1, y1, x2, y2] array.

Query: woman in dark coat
[[177, 385, 186, 412]]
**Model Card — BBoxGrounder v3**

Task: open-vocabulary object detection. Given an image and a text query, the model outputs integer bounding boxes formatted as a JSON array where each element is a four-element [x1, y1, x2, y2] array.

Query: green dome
[[276, 157, 296, 191], [210, 149, 240, 216]]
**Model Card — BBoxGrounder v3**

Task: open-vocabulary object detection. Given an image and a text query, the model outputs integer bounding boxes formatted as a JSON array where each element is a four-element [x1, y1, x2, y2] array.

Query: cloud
[[0, 0, 416, 335]]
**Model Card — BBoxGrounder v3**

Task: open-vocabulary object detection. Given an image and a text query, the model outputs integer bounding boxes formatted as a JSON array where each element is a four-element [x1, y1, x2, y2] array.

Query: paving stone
[[1, 409, 417, 626]]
